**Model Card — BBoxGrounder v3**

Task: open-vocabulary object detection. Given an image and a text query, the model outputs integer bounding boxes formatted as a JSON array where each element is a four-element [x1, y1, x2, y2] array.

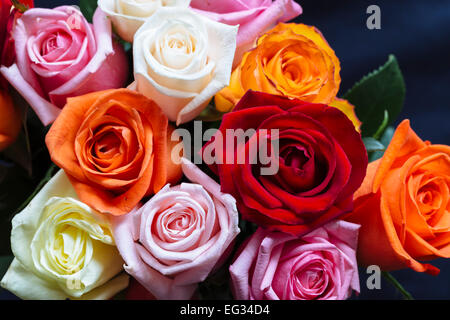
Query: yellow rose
[[215, 23, 341, 113], [0, 170, 128, 300]]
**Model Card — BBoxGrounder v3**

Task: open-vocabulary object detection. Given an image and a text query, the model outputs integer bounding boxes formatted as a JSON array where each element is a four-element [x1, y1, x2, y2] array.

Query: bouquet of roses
[[0, 0, 448, 301]]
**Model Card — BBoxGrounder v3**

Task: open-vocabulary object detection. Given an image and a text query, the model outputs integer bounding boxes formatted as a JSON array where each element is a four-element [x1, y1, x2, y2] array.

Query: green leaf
[[344, 55, 406, 137], [370, 126, 395, 162], [379, 126, 395, 148], [363, 137, 386, 153], [122, 41, 132, 53], [11, 0, 31, 13], [79, 0, 97, 22]]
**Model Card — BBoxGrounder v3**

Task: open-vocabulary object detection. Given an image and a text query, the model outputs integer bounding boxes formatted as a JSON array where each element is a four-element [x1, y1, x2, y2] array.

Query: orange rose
[[45, 89, 182, 215], [0, 90, 22, 151], [345, 120, 450, 275], [215, 23, 341, 113]]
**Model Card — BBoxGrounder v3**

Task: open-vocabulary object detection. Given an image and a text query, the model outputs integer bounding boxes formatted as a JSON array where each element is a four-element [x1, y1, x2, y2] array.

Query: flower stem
[[382, 271, 414, 300]]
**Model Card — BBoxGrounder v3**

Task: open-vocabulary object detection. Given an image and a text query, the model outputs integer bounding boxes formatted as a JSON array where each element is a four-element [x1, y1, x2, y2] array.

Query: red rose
[[0, 0, 34, 89], [202, 91, 367, 236], [0, 1, 13, 88]]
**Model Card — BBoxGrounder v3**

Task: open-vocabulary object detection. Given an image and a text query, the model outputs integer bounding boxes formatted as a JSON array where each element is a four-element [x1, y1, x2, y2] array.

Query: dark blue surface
[[2, 0, 448, 300]]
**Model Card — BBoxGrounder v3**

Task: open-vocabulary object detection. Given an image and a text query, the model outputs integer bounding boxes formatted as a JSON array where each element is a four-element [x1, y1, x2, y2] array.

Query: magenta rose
[[0, 6, 128, 125], [190, 0, 302, 66], [112, 158, 240, 300], [230, 220, 360, 300]]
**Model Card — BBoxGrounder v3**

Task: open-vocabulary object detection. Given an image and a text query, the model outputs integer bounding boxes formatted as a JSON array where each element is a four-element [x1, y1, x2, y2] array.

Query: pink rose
[[0, 6, 128, 125], [230, 220, 360, 300], [190, 0, 302, 66], [112, 158, 240, 300]]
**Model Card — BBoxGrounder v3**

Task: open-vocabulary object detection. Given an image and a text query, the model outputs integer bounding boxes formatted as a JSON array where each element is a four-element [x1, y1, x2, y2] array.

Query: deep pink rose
[[190, 0, 302, 66], [0, 6, 128, 125], [230, 220, 360, 300], [112, 159, 240, 300]]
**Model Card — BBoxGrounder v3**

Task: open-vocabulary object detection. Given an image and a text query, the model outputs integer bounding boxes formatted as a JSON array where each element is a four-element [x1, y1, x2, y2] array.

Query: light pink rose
[[112, 158, 240, 300], [0, 6, 128, 126], [230, 220, 360, 300], [190, 0, 302, 66]]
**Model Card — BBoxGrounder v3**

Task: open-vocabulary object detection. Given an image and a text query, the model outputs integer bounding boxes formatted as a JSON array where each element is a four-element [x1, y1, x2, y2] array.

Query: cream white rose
[[98, 0, 191, 42], [132, 7, 238, 124], [0, 170, 129, 300]]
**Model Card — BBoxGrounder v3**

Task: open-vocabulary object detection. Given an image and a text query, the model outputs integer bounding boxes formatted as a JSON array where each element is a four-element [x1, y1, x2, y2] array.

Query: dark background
[[1, 0, 448, 300]]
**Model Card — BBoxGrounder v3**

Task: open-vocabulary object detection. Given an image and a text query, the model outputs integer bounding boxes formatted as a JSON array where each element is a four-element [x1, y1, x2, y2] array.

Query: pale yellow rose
[[98, 0, 191, 42], [0, 170, 129, 300]]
